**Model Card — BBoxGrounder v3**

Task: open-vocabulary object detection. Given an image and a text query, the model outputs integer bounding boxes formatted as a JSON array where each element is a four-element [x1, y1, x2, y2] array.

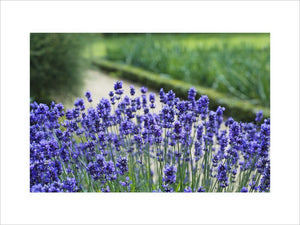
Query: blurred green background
[[30, 33, 270, 108], [30, 33, 99, 103]]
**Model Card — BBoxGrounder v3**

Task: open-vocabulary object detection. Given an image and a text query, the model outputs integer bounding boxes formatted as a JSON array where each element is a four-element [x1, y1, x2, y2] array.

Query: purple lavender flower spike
[[140, 86, 148, 94], [85, 90, 93, 102], [241, 187, 248, 192]]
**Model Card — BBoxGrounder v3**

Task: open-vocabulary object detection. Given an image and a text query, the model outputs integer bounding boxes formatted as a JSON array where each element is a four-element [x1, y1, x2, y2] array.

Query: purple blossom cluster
[[30, 81, 270, 192]]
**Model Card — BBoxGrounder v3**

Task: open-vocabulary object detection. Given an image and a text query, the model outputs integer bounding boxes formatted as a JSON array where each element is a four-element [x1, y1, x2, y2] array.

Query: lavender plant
[[30, 81, 270, 192]]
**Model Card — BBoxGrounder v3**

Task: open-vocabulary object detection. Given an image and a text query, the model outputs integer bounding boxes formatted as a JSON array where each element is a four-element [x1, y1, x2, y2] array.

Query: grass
[[83, 33, 270, 58]]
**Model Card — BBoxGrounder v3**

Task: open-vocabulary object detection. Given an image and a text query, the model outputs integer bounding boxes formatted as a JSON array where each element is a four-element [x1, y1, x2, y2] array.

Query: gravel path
[[60, 69, 160, 110]]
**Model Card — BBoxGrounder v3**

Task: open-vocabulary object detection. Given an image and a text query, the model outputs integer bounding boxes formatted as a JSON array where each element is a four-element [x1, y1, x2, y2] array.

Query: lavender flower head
[[85, 90, 92, 102], [255, 110, 263, 122], [163, 164, 177, 185], [241, 187, 248, 192], [140, 86, 148, 94], [114, 81, 123, 90], [188, 87, 197, 101], [116, 156, 128, 175], [130, 85, 135, 96], [114, 81, 124, 96]]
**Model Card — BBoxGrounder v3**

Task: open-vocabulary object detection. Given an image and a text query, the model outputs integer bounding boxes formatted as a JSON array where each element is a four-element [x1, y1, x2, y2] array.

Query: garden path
[[60, 69, 227, 130], [61, 69, 161, 111]]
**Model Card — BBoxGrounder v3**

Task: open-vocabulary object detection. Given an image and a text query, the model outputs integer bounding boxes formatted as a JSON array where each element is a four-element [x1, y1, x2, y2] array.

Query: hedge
[[30, 33, 86, 104], [93, 59, 270, 122]]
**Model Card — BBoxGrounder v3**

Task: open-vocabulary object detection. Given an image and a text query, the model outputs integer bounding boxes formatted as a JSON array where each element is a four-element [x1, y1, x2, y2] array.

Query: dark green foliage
[[94, 59, 270, 122], [105, 34, 270, 107], [30, 33, 85, 103]]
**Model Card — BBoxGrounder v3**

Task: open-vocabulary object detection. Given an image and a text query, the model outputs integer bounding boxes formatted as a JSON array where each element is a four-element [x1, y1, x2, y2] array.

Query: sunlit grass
[[82, 33, 270, 60]]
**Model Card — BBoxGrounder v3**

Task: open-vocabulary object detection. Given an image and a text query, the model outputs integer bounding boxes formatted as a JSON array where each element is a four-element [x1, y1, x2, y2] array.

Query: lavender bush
[[30, 81, 270, 192]]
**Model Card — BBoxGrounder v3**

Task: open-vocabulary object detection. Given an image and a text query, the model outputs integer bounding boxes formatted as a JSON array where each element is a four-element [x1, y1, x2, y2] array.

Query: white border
[[1, 1, 299, 224]]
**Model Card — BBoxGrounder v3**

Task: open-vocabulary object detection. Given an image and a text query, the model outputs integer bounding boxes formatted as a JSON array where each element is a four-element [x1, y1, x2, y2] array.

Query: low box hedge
[[93, 59, 270, 122]]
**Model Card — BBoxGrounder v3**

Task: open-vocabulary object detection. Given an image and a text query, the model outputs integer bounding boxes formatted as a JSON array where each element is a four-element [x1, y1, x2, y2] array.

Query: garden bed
[[30, 81, 270, 192]]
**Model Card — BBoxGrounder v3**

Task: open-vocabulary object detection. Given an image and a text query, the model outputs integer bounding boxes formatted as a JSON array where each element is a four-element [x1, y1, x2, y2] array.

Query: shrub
[[30, 33, 85, 103]]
